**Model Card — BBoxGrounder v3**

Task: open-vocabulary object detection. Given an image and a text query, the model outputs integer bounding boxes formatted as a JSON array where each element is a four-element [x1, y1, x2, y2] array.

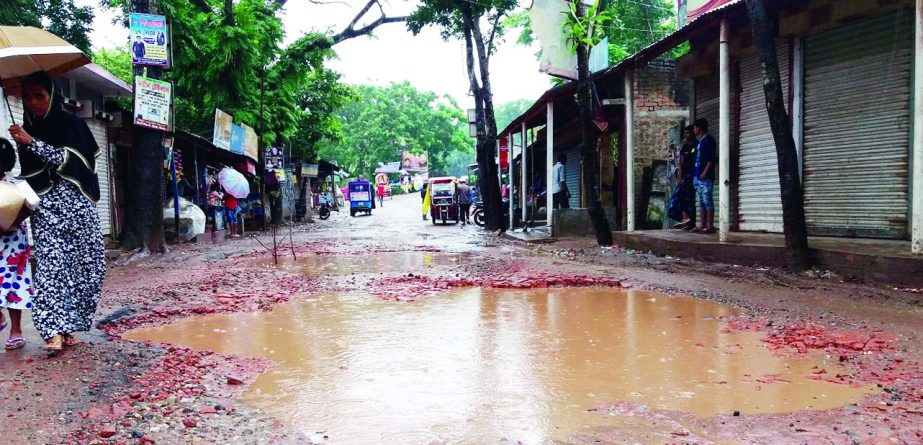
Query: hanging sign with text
[[129, 13, 170, 67], [133, 76, 172, 131]]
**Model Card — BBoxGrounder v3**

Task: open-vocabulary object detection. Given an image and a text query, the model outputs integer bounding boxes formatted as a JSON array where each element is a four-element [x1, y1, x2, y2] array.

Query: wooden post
[[521, 122, 528, 227]]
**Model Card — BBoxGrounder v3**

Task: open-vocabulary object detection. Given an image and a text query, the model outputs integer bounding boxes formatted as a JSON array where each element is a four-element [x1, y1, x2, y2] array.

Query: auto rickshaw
[[429, 176, 458, 224], [348, 179, 375, 217]]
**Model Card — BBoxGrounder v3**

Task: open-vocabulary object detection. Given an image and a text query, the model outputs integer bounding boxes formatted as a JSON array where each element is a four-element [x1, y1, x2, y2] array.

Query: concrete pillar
[[625, 69, 635, 231], [912, 0, 923, 254], [546, 101, 555, 232], [521, 122, 528, 227], [718, 18, 731, 242]]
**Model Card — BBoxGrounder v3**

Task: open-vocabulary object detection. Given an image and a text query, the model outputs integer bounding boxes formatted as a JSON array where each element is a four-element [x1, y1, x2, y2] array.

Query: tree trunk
[[121, 0, 166, 253], [745, 0, 810, 270], [575, 1, 612, 246], [462, 7, 503, 231]]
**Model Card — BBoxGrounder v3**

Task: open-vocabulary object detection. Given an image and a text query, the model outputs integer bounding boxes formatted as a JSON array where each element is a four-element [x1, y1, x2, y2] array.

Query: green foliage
[[0, 0, 94, 54], [407, 0, 518, 54], [317, 82, 474, 178], [563, 0, 612, 53], [512, 0, 677, 67], [494, 99, 533, 131], [104, 0, 348, 156], [92, 47, 132, 84]]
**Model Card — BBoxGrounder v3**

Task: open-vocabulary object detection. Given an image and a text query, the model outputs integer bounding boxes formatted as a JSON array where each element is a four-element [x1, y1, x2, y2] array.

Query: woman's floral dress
[[25, 140, 105, 340], [0, 222, 34, 311]]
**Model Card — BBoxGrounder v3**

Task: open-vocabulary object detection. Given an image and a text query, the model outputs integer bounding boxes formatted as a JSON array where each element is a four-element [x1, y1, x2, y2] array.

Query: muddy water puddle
[[124, 288, 872, 444], [259, 251, 470, 275]]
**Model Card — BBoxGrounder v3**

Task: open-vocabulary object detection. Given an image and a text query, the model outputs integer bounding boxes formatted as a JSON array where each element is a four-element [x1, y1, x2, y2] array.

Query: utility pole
[[744, 0, 811, 270]]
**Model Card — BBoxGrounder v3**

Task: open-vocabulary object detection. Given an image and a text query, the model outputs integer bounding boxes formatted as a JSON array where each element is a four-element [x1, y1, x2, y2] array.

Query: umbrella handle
[[0, 73, 16, 126]]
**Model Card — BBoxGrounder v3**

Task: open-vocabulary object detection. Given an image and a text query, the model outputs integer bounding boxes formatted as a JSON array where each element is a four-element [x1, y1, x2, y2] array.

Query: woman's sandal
[[43, 335, 63, 352], [63, 335, 80, 347], [5, 337, 24, 350]]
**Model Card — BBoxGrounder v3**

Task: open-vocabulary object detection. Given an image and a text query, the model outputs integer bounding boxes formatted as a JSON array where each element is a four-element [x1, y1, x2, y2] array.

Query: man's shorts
[[694, 177, 714, 210], [225, 208, 239, 224]]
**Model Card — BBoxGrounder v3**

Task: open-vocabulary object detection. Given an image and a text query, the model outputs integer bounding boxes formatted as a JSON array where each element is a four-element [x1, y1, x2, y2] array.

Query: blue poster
[[129, 13, 170, 67], [230, 124, 245, 154]]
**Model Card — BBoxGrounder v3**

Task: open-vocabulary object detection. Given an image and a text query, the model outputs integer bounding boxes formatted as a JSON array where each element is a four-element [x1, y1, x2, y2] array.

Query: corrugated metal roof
[[498, 0, 745, 136]]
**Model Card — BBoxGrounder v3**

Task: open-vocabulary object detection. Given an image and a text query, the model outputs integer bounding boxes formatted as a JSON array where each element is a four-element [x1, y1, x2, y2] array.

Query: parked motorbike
[[472, 200, 486, 227], [318, 202, 332, 220]]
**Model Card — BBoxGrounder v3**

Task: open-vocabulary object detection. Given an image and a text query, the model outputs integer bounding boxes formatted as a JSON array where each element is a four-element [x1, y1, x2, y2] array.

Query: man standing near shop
[[552, 154, 570, 209], [692, 118, 716, 233]]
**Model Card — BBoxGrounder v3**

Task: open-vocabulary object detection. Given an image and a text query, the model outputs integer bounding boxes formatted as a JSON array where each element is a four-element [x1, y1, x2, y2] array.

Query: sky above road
[[78, 0, 552, 108]]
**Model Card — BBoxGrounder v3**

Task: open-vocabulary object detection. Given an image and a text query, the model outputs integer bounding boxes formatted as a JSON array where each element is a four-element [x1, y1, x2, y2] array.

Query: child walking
[[0, 139, 35, 350]]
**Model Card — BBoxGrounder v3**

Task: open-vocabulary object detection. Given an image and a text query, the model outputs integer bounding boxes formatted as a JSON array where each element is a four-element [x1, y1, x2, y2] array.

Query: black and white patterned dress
[[24, 140, 105, 341]]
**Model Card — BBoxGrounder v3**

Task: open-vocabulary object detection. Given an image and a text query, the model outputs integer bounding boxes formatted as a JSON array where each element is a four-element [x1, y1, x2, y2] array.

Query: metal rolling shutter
[[86, 119, 112, 235], [803, 12, 912, 238], [565, 148, 581, 208], [737, 42, 790, 233]]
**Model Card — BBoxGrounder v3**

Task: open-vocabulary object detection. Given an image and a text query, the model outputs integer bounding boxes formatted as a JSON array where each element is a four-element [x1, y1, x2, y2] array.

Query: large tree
[[104, 0, 406, 252], [318, 82, 473, 178], [409, 0, 517, 231]]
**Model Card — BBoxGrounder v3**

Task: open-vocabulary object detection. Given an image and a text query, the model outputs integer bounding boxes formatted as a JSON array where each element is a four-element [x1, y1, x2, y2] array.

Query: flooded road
[[259, 251, 472, 276], [124, 287, 872, 444]]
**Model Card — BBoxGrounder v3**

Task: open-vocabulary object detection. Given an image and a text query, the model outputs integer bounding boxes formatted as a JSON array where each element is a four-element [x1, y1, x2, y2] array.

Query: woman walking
[[7, 71, 106, 352]]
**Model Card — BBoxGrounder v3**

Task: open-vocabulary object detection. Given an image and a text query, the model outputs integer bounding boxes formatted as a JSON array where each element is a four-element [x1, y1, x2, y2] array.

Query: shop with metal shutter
[[737, 41, 790, 233], [85, 119, 112, 236], [564, 148, 581, 208], [802, 11, 912, 238]]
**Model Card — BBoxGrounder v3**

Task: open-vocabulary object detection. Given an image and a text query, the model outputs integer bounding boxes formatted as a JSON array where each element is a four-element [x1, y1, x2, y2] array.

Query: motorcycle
[[472, 200, 486, 227], [318, 202, 332, 220]]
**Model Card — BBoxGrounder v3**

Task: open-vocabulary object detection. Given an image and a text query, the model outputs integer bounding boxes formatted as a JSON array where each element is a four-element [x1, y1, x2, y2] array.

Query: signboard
[[230, 124, 245, 155], [301, 163, 318, 177], [133, 76, 171, 131], [266, 146, 284, 169], [589, 37, 609, 73], [242, 124, 258, 161], [401, 151, 428, 172], [499, 135, 509, 169], [532, 0, 576, 79], [375, 161, 401, 174], [213, 109, 232, 150], [129, 13, 170, 67]]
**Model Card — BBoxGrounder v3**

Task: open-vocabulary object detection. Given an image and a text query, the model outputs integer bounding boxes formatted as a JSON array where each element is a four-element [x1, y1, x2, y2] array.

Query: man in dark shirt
[[673, 125, 697, 230], [132, 35, 146, 60], [693, 118, 716, 233]]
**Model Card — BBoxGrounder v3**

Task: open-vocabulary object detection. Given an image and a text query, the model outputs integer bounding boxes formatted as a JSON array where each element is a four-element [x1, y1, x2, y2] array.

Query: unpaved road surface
[[1, 193, 920, 444]]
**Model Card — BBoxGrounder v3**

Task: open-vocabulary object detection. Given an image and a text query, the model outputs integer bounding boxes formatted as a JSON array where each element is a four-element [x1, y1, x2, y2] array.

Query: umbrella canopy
[[218, 167, 251, 199], [0, 26, 90, 83]]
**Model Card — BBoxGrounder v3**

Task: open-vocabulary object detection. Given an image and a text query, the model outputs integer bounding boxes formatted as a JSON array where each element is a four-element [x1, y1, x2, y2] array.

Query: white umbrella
[[218, 167, 250, 199]]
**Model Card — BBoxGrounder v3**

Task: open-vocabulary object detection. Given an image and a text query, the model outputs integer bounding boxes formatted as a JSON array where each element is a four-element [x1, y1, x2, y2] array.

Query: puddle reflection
[[124, 288, 872, 444]]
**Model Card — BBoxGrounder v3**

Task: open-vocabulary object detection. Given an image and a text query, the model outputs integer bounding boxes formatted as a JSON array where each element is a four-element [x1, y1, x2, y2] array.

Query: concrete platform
[[613, 230, 922, 287], [502, 227, 554, 244]]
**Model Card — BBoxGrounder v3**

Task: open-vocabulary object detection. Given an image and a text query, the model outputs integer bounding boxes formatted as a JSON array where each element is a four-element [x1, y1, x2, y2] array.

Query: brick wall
[[631, 60, 689, 225]]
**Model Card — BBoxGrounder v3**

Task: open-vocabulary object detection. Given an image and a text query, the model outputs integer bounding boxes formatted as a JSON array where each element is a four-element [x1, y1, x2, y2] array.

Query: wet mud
[[0, 194, 920, 444], [124, 288, 871, 444]]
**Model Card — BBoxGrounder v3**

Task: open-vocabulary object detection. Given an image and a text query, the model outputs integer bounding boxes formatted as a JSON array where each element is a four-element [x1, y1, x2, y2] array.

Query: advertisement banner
[[401, 151, 429, 173], [129, 13, 170, 67], [242, 124, 258, 161], [531, 0, 576, 79], [499, 135, 509, 170], [265, 146, 283, 169], [301, 163, 318, 177], [230, 124, 245, 155], [133, 76, 171, 131], [213, 109, 232, 150]]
